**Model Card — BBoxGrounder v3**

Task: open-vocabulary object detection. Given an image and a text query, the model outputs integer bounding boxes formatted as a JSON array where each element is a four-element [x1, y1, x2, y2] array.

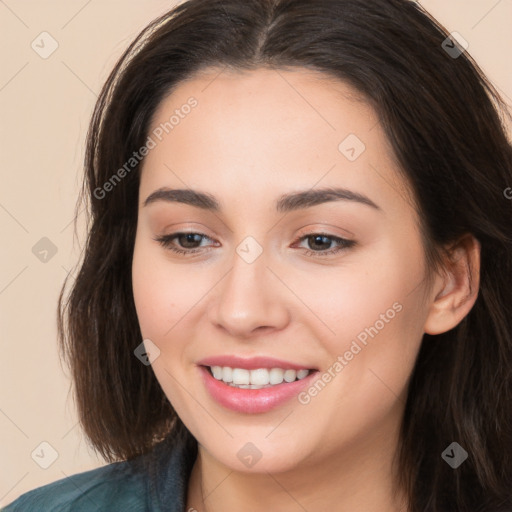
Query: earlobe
[[423, 234, 481, 335]]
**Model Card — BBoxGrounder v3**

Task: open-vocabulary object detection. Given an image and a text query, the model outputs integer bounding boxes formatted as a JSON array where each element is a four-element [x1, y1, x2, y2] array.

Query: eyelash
[[153, 231, 356, 258]]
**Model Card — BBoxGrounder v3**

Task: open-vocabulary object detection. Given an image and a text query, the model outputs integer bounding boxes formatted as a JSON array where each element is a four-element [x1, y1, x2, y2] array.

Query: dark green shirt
[[2, 431, 198, 511]]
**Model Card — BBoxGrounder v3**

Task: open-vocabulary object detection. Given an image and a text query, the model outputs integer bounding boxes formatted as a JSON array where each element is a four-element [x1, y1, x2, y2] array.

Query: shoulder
[[2, 458, 149, 512]]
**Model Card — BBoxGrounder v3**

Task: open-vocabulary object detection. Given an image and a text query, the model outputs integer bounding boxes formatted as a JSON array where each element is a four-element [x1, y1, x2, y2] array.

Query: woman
[[4, 0, 512, 510]]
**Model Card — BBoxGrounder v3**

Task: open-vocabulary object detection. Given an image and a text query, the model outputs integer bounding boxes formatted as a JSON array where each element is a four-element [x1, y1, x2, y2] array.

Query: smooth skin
[[131, 67, 480, 512]]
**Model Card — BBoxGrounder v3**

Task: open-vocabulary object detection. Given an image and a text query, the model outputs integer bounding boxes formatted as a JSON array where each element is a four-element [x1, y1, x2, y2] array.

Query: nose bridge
[[208, 236, 290, 336]]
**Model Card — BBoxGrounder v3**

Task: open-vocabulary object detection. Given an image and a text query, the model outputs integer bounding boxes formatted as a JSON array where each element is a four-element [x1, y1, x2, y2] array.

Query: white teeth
[[269, 368, 284, 385], [209, 366, 311, 387], [250, 368, 269, 385], [297, 369, 309, 379], [232, 368, 250, 385], [222, 366, 233, 383], [211, 366, 223, 380], [283, 369, 296, 382]]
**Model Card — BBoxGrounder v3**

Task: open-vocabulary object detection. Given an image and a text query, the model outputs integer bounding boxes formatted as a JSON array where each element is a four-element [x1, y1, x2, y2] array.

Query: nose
[[207, 247, 291, 339]]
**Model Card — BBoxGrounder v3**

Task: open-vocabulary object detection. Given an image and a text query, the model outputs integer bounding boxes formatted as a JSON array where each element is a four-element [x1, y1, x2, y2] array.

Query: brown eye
[[176, 233, 204, 249], [153, 232, 215, 255], [294, 233, 356, 257]]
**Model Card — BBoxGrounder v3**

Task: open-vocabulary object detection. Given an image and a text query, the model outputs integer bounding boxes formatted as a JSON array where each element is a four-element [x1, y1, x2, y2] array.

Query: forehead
[[139, 67, 414, 217]]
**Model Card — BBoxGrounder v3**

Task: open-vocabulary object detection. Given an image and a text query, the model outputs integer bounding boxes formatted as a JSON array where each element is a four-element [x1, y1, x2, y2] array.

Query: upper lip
[[197, 355, 317, 371]]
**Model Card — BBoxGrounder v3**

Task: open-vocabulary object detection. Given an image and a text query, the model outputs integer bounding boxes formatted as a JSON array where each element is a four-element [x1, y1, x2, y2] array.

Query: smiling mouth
[[203, 365, 316, 389]]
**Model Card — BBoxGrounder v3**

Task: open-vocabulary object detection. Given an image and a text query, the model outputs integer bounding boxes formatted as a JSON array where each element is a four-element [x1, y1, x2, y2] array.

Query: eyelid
[[296, 222, 356, 240]]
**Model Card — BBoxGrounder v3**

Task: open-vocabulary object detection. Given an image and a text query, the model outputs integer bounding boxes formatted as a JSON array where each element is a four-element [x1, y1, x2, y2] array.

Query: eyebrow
[[143, 186, 381, 213]]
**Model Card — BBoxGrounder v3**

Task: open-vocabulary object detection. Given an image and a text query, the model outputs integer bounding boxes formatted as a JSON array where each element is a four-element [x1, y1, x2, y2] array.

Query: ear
[[423, 234, 481, 335]]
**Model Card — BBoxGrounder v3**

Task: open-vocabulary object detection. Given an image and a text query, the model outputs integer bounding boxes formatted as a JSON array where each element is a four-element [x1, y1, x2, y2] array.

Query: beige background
[[1, 0, 511, 506]]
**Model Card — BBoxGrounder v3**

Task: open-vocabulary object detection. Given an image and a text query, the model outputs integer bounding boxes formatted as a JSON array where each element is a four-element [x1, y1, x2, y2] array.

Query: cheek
[[297, 238, 426, 405], [293, 239, 424, 352], [132, 241, 169, 338], [131, 238, 206, 429], [131, 237, 203, 341]]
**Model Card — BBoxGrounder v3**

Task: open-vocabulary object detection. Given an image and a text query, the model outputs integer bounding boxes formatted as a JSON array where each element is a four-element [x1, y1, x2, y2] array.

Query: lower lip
[[199, 366, 318, 414]]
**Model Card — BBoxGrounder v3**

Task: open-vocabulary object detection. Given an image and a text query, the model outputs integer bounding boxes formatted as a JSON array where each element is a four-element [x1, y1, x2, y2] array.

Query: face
[[132, 67, 432, 474]]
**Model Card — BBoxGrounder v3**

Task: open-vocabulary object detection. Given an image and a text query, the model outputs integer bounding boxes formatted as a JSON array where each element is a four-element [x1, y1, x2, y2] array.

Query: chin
[[196, 434, 315, 474]]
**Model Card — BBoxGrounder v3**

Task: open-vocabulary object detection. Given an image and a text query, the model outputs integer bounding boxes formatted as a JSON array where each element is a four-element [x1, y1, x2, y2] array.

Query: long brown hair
[[58, 0, 512, 510]]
